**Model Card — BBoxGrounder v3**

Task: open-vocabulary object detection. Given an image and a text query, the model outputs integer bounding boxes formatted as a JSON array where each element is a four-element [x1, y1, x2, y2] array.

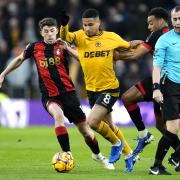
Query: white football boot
[[92, 153, 115, 170]]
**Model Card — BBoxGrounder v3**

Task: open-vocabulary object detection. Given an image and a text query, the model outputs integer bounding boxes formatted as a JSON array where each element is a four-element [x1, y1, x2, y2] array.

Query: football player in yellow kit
[[60, 8, 141, 172]]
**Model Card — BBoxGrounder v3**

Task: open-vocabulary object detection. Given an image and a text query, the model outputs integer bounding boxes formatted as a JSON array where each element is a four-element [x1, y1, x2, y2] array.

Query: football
[[51, 152, 75, 173]]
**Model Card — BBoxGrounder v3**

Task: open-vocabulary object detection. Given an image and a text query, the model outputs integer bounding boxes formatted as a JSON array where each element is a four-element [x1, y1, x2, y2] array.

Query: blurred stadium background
[[0, 0, 179, 127]]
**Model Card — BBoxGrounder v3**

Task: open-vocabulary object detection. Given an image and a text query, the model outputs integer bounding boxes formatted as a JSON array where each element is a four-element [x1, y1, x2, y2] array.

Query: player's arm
[[59, 11, 76, 43], [60, 25, 76, 43], [0, 52, 25, 88], [126, 31, 161, 60], [129, 40, 143, 49], [152, 66, 163, 103], [57, 38, 79, 61], [114, 44, 150, 61], [115, 34, 146, 60], [152, 37, 166, 104]]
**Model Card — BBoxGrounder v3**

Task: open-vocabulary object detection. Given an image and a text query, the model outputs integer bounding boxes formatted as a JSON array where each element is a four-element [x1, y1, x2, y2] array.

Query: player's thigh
[[135, 77, 153, 101], [121, 85, 143, 104], [62, 92, 86, 124], [88, 104, 108, 124], [103, 113, 114, 130], [47, 102, 63, 117], [42, 98, 65, 123]]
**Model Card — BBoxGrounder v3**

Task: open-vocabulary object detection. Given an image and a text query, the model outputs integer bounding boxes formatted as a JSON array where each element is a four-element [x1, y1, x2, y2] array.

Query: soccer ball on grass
[[51, 152, 74, 173]]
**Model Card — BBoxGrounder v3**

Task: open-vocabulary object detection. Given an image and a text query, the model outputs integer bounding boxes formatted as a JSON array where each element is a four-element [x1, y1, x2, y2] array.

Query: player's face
[[147, 16, 163, 32], [171, 10, 180, 33], [82, 18, 101, 37], [40, 26, 58, 44]]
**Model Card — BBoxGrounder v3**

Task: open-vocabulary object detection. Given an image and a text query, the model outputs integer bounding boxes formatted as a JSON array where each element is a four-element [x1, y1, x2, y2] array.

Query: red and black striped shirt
[[23, 41, 75, 98], [143, 27, 169, 53]]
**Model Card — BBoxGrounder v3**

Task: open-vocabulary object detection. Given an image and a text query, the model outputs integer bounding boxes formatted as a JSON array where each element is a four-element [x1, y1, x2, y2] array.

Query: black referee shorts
[[161, 78, 180, 121]]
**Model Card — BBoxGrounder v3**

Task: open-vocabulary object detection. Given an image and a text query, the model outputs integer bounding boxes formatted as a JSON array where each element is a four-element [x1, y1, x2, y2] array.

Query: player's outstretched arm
[[57, 38, 79, 60], [0, 53, 25, 88], [129, 40, 143, 48], [115, 43, 150, 61]]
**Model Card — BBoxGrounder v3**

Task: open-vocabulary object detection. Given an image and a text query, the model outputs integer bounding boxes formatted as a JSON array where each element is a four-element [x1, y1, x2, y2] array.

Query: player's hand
[[0, 74, 5, 88], [57, 38, 69, 50], [153, 89, 163, 104], [60, 10, 69, 26], [57, 38, 79, 60], [129, 40, 143, 48]]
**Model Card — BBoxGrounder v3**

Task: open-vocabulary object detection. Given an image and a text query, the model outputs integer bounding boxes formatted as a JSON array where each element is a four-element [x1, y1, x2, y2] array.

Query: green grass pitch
[[0, 126, 179, 180]]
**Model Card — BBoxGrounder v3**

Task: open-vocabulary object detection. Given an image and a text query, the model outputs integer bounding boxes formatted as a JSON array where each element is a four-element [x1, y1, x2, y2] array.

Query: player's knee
[[87, 118, 99, 130], [121, 93, 130, 105], [53, 111, 64, 123]]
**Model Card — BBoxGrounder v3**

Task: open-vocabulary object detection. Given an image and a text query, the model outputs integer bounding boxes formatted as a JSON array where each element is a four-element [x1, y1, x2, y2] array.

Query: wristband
[[152, 83, 160, 91]]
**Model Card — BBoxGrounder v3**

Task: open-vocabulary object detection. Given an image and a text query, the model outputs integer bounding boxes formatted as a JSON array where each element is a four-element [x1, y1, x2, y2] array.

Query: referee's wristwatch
[[152, 83, 160, 91]]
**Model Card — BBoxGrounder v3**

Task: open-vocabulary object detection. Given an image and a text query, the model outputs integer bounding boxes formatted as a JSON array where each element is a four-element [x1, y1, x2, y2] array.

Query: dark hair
[[171, 6, 180, 13], [148, 7, 168, 21], [38, 17, 57, 29], [82, 8, 99, 18]]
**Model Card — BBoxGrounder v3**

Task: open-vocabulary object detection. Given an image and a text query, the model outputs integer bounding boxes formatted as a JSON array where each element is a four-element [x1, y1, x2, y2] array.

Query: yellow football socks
[[97, 121, 119, 145], [113, 126, 132, 155]]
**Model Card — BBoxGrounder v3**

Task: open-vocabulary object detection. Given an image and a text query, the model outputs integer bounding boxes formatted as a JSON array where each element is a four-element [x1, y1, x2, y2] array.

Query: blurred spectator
[[0, 40, 8, 73], [6, 43, 31, 98]]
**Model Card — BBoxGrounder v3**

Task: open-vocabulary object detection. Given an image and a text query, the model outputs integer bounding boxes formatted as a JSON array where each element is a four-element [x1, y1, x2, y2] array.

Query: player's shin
[[97, 121, 119, 144], [113, 126, 132, 155], [55, 126, 71, 152]]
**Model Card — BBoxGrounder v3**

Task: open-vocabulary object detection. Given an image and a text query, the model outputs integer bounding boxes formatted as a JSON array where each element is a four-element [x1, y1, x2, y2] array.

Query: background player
[[119, 7, 172, 155]]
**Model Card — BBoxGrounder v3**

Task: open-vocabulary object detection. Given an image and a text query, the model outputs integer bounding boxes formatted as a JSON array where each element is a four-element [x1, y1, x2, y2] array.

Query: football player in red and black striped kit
[[117, 7, 178, 157], [0, 17, 114, 170]]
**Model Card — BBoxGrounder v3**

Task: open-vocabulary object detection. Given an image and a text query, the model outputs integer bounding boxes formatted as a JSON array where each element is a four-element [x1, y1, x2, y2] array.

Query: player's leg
[[75, 120, 115, 170], [121, 78, 154, 155], [149, 82, 180, 175], [46, 101, 70, 152], [153, 101, 166, 134], [121, 85, 145, 134], [87, 91, 123, 163], [88, 107, 122, 163], [166, 119, 180, 172], [149, 119, 179, 175], [169, 143, 180, 172], [87, 105, 120, 144], [103, 114, 137, 172], [103, 115, 132, 156], [62, 91, 114, 169]]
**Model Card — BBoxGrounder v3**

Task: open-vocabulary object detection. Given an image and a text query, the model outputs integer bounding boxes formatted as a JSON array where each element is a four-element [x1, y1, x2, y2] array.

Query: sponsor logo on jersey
[[39, 57, 61, 68], [84, 50, 110, 58]]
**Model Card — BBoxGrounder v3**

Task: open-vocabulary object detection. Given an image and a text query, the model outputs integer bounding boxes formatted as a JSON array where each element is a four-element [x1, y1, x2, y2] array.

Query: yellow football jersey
[[60, 25, 130, 92]]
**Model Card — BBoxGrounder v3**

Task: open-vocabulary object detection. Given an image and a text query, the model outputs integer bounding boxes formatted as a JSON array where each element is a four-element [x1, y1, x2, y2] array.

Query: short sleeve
[[153, 37, 167, 67], [144, 31, 161, 50], [112, 33, 130, 49], [23, 43, 34, 59]]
